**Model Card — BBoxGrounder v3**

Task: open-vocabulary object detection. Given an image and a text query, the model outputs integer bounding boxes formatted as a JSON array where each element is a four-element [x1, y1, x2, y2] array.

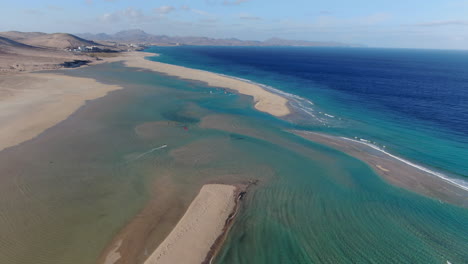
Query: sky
[[1, 0, 468, 49]]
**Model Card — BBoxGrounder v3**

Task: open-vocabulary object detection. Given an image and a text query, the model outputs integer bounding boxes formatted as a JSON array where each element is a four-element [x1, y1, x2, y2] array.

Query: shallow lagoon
[[0, 62, 466, 264]]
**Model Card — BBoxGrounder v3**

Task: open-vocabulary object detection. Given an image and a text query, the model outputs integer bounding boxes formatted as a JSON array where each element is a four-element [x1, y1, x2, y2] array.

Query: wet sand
[[143, 184, 237, 264], [292, 130, 468, 207], [0, 73, 121, 152], [112, 52, 290, 117]]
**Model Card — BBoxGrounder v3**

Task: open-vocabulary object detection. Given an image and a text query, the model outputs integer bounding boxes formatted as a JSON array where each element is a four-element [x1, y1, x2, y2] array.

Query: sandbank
[[292, 130, 468, 207], [113, 52, 290, 117], [143, 184, 237, 264], [0, 73, 121, 152]]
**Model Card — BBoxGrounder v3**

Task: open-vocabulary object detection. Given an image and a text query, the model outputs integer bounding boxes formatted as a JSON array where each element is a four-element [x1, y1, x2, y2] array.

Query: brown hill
[[18, 33, 99, 49], [0, 33, 103, 74], [0, 31, 47, 42], [0, 36, 41, 54], [0, 36, 35, 49]]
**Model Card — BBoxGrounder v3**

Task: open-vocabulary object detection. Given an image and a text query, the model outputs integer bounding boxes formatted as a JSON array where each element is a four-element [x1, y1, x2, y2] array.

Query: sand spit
[[292, 130, 468, 207], [103, 239, 123, 264], [144, 184, 237, 264], [115, 52, 290, 117], [0, 73, 121, 152]]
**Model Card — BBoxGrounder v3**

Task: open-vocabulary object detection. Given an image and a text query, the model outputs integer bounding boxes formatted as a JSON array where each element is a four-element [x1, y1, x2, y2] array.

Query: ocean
[[146, 46, 468, 180], [143, 46, 468, 263], [0, 47, 466, 264]]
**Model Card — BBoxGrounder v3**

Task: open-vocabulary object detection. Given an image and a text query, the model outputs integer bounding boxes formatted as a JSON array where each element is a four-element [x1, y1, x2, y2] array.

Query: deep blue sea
[[146, 46, 468, 181]]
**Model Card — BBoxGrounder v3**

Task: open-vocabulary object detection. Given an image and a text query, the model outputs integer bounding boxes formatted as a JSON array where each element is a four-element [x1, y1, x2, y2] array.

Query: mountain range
[[78, 29, 362, 47]]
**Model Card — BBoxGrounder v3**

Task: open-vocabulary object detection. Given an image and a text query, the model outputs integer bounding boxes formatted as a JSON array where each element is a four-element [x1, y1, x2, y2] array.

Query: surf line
[[131, 145, 168, 162], [340, 137, 468, 192]]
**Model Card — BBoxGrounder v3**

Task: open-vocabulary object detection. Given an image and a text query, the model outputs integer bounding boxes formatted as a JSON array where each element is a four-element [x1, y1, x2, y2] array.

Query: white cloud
[[100, 7, 145, 23], [205, 0, 250, 6], [319, 10, 332, 15], [47, 5, 63, 11], [223, 0, 250, 5], [100, 13, 119, 23], [154, 6, 175, 15], [413, 20, 468, 27], [315, 13, 391, 28], [361, 13, 391, 25], [238, 13, 261, 20], [194, 10, 209, 16], [85, 0, 119, 5], [23, 9, 42, 16], [200, 18, 218, 23], [178, 5, 214, 17], [122, 7, 144, 19], [179, 5, 217, 21]]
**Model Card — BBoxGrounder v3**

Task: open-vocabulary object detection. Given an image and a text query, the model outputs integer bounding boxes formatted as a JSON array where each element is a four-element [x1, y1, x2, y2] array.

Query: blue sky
[[1, 0, 468, 49]]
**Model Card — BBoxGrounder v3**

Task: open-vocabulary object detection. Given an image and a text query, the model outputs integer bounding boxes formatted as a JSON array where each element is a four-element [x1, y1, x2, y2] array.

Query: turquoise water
[[145, 46, 468, 182], [0, 55, 467, 264], [203, 115, 468, 263], [138, 47, 468, 263]]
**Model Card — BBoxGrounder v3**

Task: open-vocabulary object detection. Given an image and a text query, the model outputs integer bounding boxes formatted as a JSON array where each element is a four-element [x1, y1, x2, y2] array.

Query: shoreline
[[339, 136, 468, 192], [292, 130, 468, 207], [96, 174, 252, 264], [0, 72, 122, 152], [202, 184, 248, 264], [0, 50, 293, 152], [142, 184, 243, 264], [0, 51, 261, 264], [0, 51, 136, 152], [2, 48, 467, 264], [0, 51, 290, 153], [114, 52, 291, 117]]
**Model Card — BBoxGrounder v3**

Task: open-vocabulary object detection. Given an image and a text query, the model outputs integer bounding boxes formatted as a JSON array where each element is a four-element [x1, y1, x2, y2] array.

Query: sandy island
[[113, 52, 291, 117], [143, 184, 238, 264], [292, 130, 468, 208]]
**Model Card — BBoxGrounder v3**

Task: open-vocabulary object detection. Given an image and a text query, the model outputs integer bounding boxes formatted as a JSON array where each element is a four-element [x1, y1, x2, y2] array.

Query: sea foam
[[211, 72, 468, 192], [216, 73, 338, 126], [341, 137, 468, 192]]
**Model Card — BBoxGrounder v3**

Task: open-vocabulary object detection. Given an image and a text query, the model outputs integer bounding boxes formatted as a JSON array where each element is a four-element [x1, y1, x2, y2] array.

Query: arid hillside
[[0, 31, 117, 74]]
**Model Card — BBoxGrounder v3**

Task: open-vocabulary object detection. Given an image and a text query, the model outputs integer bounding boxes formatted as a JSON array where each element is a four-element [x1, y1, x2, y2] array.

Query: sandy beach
[[0, 73, 121, 152], [143, 184, 237, 264], [115, 52, 290, 117], [292, 130, 468, 207]]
